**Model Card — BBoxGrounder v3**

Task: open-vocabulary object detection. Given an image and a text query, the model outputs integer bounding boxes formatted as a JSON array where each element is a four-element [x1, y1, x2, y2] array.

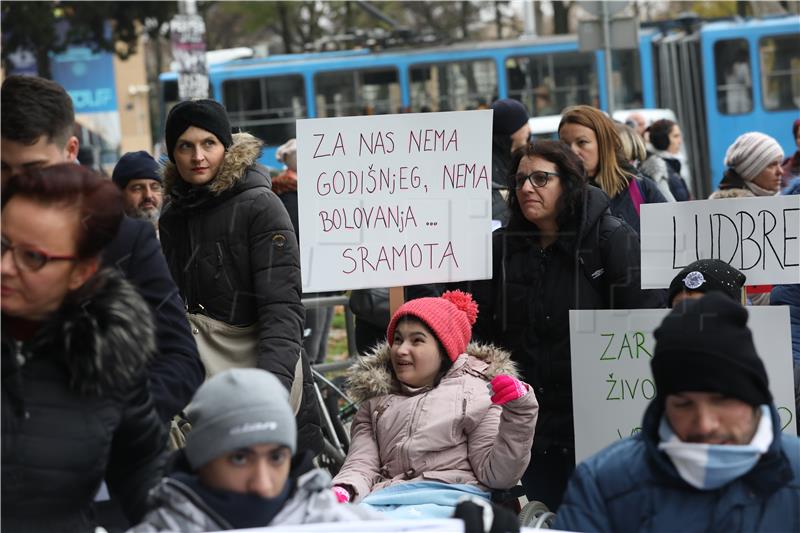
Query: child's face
[[390, 319, 443, 388], [198, 444, 291, 499]]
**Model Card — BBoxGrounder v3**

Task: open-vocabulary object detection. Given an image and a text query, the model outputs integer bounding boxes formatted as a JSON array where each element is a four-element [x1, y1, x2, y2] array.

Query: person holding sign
[[158, 100, 321, 454], [331, 291, 538, 518], [559, 105, 667, 233], [466, 140, 665, 511], [555, 293, 800, 533]]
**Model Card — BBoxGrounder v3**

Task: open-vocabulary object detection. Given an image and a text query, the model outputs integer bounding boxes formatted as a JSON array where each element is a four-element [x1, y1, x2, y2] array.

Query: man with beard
[[112, 151, 163, 230]]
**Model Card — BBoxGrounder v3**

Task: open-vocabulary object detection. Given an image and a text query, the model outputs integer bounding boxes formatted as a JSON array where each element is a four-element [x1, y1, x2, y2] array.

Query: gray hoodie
[[128, 468, 382, 531]]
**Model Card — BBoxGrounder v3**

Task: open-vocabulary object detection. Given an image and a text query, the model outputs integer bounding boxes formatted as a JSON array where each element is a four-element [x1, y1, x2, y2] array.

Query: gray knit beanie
[[185, 369, 297, 470], [724, 132, 784, 180]]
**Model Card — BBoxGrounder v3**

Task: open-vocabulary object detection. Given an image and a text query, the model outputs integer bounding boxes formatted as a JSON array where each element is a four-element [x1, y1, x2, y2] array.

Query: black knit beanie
[[165, 99, 233, 163], [651, 292, 771, 407], [667, 259, 746, 306], [491, 98, 530, 136]]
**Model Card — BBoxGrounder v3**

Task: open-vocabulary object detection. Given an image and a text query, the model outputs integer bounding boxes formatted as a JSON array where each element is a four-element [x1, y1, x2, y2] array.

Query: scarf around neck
[[657, 405, 773, 490]]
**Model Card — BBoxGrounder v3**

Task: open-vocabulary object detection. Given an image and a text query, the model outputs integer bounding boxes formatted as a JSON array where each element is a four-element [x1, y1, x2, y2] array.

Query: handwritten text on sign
[[640, 195, 800, 289], [569, 307, 796, 463], [297, 111, 493, 292]]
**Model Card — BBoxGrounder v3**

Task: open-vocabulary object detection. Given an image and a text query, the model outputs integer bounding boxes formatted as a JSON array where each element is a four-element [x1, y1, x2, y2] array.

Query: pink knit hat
[[386, 290, 478, 362]]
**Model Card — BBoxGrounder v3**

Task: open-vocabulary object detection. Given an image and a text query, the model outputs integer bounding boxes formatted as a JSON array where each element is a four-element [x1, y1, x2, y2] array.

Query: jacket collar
[[162, 132, 265, 200], [1, 268, 154, 396], [640, 399, 794, 496], [346, 342, 518, 404]]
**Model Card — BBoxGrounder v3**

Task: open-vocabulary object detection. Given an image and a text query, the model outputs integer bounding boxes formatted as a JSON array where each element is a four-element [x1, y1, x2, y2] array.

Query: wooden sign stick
[[389, 286, 405, 317]]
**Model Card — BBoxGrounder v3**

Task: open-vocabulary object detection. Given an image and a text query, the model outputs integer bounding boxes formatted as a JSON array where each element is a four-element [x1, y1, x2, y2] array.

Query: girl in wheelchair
[[332, 291, 538, 518]]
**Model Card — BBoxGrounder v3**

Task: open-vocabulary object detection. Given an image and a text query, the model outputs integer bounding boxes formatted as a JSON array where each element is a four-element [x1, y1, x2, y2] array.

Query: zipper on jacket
[[402, 394, 428, 477]]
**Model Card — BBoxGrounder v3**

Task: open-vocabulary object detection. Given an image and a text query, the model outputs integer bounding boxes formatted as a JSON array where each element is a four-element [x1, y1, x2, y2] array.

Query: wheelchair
[[310, 362, 556, 529]]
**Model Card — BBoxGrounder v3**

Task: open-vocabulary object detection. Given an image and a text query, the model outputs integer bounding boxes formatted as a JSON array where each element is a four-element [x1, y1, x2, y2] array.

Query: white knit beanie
[[724, 132, 784, 181]]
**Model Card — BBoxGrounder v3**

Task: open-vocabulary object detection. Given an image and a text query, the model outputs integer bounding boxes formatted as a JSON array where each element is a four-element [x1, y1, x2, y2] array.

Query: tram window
[[760, 34, 800, 111], [611, 49, 643, 109], [506, 52, 598, 116], [314, 68, 401, 117], [713, 40, 752, 115], [222, 75, 306, 145], [409, 60, 497, 112]]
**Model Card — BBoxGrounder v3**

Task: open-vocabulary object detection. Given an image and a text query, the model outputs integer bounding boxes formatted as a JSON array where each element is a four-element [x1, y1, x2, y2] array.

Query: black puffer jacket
[[159, 133, 321, 454], [1, 269, 166, 532], [469, 186, 665, 451]]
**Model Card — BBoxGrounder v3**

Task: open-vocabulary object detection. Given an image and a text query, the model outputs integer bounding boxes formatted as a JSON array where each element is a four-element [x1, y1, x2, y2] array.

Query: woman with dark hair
[[1, 164, 165, 531], [558, 105, 666, 233], [641, 119, 692, 201], [469, 140, 664, 511], [158, 100, 321, 454]]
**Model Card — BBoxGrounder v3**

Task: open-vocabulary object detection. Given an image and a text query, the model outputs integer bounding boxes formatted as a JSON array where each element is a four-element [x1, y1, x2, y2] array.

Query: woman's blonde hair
[[559, 105, 633, 198], [615, 122, 648, 165]]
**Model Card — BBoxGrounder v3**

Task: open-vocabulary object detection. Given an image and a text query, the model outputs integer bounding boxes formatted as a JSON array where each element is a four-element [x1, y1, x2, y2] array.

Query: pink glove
[[332, 485, 351, 503], [490, 374, 529, 405]]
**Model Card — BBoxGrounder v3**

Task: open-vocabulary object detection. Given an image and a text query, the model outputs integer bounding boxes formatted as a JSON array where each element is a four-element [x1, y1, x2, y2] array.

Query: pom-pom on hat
[[724, 132, 784, 180], [386, 290, 478, 362]]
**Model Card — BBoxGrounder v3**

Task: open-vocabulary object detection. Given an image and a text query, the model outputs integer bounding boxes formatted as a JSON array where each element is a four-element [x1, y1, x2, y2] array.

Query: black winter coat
[[103, 216, 203, 422], [468, 186, 665, 452], [604, 175, 667, 234], [1, 269, 166, 532], [159, 133, 321, 454]]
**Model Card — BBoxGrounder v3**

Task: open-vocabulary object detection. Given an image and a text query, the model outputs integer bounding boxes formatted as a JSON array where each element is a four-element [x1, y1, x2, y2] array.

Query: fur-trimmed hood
[[162, 132, 265, 197], [345, 342, 518, 404], [3, 268, 155, 396]]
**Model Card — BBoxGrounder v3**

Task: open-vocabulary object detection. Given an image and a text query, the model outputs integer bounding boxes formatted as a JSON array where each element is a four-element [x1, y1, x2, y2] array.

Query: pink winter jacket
[[332, 343, 539, 502]]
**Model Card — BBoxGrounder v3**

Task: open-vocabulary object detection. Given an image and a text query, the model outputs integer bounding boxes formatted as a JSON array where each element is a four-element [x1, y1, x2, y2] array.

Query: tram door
[[652, 31, 711, 198]]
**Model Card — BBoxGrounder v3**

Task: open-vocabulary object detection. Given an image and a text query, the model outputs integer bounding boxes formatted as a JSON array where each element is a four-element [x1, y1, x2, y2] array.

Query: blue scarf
[[172, 472, 292, 528], [657, 405, 773, 490]]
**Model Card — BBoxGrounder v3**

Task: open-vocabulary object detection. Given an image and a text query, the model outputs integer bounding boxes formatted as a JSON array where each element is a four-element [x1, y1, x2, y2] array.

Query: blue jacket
[[772, 271, 800, 366], [554, 400, 800, 533]]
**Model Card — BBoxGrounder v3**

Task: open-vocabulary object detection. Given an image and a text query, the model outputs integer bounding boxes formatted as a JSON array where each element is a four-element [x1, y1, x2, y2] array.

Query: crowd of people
[[1, 75, 799, 533]]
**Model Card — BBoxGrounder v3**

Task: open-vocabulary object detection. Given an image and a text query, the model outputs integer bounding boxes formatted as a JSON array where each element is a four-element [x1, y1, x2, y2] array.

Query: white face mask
[[657, 405, 773, 490]]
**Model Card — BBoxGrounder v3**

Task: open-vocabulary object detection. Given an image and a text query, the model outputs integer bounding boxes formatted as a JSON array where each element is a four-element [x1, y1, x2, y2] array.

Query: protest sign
[[569, 307, 796, 463], [296, 111, 493, 292], [640, 195, 800, 289]]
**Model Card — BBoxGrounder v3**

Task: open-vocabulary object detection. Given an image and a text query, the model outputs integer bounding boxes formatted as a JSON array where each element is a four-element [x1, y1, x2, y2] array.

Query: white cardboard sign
[[569, 307, 796, 463], [640, 195, 800, 289], [296, 111, 493, 293]]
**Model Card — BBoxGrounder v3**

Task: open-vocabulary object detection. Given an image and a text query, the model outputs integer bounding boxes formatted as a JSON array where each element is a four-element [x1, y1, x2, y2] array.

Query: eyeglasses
[[1, 235, 77, 272], [513, 170, 561, 190]]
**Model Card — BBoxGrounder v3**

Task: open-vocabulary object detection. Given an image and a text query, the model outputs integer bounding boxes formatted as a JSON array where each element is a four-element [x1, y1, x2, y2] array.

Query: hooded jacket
[[554, 400, 800, 532], [1, 269, 166, 532], [128, 452, 380, 531], [159, 133, 321, 454], [332, 343, 539, 502], [467, 185, 665, 452]]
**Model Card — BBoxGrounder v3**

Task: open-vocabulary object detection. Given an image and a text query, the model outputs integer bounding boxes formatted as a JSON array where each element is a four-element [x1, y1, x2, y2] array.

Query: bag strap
[[628, 178, 644, 217]]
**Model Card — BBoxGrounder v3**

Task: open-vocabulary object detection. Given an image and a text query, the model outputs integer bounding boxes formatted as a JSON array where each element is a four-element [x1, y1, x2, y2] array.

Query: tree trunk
[[552, 0, 571, 35], [494, 1, 502, 39], [460, 1, 470, 40], [736, 1, 749, 17], [278, 2, 293, 53]]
